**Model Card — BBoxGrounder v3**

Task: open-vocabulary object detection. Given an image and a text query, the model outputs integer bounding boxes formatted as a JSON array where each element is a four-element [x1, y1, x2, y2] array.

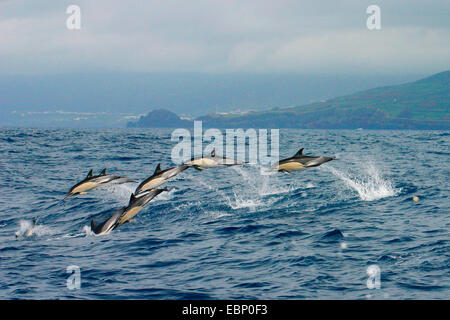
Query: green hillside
[[318, 70, 449, 120], [197, 71, 449, 129]]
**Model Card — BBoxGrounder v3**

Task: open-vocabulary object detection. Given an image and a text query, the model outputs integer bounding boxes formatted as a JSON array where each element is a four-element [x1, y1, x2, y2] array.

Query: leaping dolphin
[[15, 218, 37, 239], [90, 208, 124, 236], [134, 164, 187, 195], [185, 149, 242, 170], [115, 188, 168, 228], [90, 188, 167, 235], [64, 169, 134, 200], [272, 148, 336, 173]]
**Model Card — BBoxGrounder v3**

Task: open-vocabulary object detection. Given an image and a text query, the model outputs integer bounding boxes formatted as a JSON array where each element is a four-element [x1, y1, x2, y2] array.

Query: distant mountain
[[0, 72, 422, 127], [127, 109, 192, 128], [195, 71, 450, 129]]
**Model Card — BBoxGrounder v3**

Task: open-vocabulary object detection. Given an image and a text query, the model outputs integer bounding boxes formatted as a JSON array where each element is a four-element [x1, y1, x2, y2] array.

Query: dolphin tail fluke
[[154, 187, 169, 197], [114, 177, 136, 184], [179, 164, 189, 171]]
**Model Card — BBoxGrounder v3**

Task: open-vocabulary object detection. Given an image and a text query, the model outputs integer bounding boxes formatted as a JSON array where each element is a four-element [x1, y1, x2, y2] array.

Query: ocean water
[[0, 128, 448, 299]]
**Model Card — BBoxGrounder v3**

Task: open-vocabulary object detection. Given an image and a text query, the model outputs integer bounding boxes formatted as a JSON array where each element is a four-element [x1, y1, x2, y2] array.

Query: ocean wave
[[0, 128, 448, 299]]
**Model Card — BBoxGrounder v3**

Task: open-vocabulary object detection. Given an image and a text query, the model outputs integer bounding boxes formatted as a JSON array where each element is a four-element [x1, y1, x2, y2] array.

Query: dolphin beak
[[63, 194, 72, 201]]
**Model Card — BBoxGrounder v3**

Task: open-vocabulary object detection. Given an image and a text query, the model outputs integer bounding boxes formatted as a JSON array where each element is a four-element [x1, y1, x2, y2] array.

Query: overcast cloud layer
[[0, 0, 449, 75]]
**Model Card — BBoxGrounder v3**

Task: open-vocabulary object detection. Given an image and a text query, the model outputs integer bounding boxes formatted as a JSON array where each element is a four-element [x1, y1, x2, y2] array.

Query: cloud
[[0, 0, 448, 74], [264, 27, 450, 74]]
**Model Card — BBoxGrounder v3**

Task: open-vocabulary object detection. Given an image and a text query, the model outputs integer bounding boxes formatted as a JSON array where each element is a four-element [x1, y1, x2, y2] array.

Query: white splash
[[325, 163, 400, 201], [82, 225, 94, 237], [232, 166, 294, 196], [306, 182, 316, 189], [224, 166, 291, 210], [225, 191, 265, 210], [153, 188, 176, 201], [15, 219, 56, 238], [103, 182, 173, 205], [103, 183, 137, 204]]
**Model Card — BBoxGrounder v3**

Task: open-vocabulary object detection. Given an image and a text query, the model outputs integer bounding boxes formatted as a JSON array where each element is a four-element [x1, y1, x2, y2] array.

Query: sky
[[0, 0, 449, 75]]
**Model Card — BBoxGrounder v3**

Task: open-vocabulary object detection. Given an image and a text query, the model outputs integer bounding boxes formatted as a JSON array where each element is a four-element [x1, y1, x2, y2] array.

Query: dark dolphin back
[[279, 148, 324, 165], [134, 164, 164, 194], [91, 208, 125, 234], [129, 187, 168, 207]]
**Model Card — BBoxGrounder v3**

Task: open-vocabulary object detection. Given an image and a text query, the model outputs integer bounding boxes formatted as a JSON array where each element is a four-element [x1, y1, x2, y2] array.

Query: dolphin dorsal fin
[[293, 148, 304, 158], [154, 163, 162, 175], [91, 219, 96, 230], [86, 169, 93, 178], [210, 149, 215, 157], [100, 168, 106, 176], [129, 193, 136, 205]]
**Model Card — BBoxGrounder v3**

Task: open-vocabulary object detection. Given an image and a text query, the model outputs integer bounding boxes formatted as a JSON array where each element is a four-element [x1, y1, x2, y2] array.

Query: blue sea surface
[[0, 128, 448, 299]]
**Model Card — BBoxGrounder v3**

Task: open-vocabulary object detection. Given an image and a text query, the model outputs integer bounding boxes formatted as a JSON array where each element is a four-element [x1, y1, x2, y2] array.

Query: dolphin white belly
[[72, 181, 98, 194], [117, 206, 143, 227], [138, 177, 165, 192], [189, 158, 218, 168], [277, 162, 306, 171]]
